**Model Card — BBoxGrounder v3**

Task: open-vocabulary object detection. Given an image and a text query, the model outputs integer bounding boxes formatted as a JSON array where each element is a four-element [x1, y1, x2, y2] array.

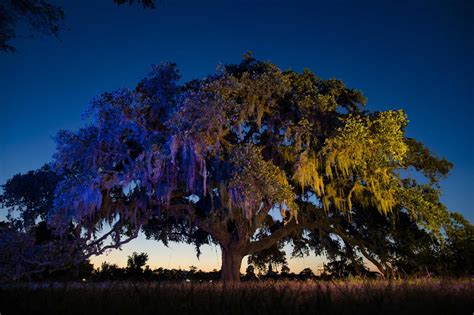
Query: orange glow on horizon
[[89, 233, 329, 274]]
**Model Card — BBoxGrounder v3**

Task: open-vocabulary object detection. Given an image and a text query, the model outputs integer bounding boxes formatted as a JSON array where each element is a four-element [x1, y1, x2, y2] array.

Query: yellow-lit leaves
[[322, 110, 408, 215], [398, 180, 450, 236], [292, 150, 324, 196], [229, 144, 297, 222], [293, 110, 409, 216], [236, 69, 290, 128]]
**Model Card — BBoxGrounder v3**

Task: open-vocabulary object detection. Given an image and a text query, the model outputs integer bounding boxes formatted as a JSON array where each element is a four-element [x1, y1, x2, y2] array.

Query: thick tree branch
[[158, 203, 228, 243], [329, 224, 387, 276], [245, 219, 317, 254]]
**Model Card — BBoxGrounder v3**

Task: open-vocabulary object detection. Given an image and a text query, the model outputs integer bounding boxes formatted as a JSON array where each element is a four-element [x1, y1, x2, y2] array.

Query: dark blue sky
[[1, 0, 473, 224]]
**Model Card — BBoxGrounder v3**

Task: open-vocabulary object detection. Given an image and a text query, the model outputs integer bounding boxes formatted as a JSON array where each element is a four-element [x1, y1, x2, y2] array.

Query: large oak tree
[[46, 55, 455, 281]]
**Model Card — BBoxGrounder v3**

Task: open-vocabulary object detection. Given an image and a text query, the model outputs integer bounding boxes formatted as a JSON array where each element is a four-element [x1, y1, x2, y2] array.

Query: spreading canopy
[[47, 56, 453, 280]]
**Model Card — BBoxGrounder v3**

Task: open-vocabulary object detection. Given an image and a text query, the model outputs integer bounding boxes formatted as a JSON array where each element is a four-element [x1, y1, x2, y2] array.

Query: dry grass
[[0, 278, 473, 314]]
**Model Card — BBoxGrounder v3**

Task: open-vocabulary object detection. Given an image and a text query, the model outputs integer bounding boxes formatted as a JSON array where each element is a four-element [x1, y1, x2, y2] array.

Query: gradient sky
[[0, 0, 472, 272]]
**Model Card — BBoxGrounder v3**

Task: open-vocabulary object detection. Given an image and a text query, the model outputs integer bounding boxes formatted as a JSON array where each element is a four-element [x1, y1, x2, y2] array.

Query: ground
[[0, 278, 472, 315]]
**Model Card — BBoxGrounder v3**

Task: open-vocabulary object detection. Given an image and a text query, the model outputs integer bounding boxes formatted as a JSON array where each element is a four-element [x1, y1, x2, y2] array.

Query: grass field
[[0, 278, 473, 315]]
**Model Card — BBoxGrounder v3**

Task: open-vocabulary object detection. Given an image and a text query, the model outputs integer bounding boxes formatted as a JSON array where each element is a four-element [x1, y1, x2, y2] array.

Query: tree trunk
[[220, 245, 243, 282]]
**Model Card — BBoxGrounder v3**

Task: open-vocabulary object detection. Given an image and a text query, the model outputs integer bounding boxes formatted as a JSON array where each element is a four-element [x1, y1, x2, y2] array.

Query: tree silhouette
[[126, 252, 149, 277], [298, 268, 315, 280], [1, 164, 60, 227], [0, 0, 64, 52], [113, 0, 156, 9], [0, 0, 156, 52]]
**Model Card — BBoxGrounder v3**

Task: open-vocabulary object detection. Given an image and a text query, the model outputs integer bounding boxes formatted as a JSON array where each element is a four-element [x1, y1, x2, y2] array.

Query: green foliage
[[229, 144, 296, 220], [22, 55, 464, 280], [305, 110, 409, 215], [398, 179, 449, 235], [404, 138, 452, 183]]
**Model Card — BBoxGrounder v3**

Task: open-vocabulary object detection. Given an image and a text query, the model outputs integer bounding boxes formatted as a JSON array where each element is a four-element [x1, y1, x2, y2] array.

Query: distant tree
[[39, 55, 462, 282], [143, 265, 154, 279], [247, 242, 287, 273], [298, 268, 315, 280], [96, 262, 125, 281], [280, 264, 290, 275], [126, 251, 149, 277], [322, 256, 368, 279], [127, 251, 149, 270], [242, 265, 257, 281]]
